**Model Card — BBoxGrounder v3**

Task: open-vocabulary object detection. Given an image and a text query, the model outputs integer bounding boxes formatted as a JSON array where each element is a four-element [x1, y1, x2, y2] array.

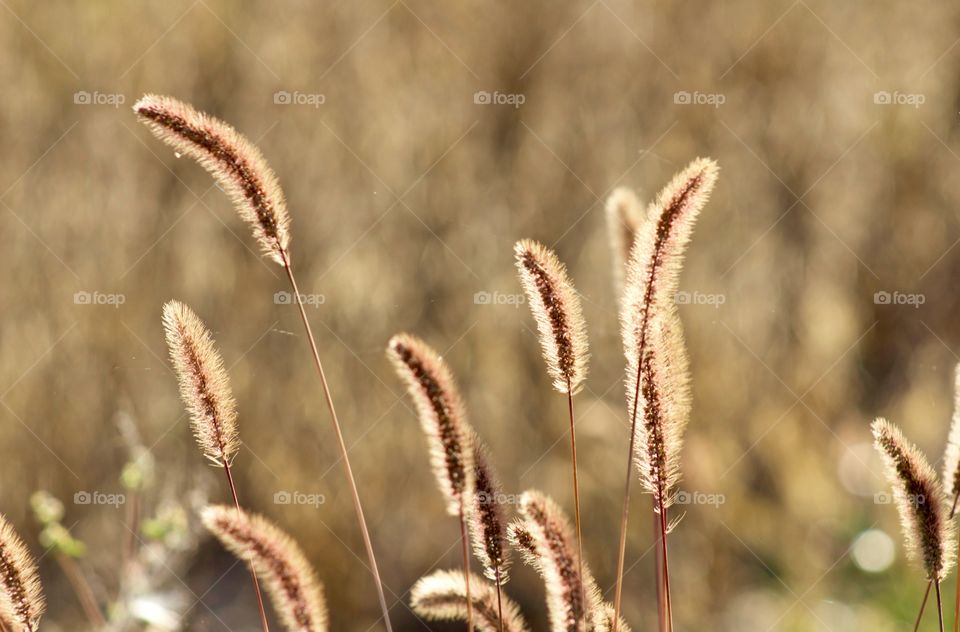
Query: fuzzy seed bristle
[[470, 437, 511, 585], [514, 240, 589, 395], [943, 364, 960, 500], [620, 157, 718, 507], [411, 570, 530, 632], [202, 505, 328, 631], [163, 300, 239, 466], [873, 418, 956, 581], [387, 333, 475, 515], [134, 94, 291, 264], [0, 515, 45, 632], [507, 491, 601, 632], [605, 187, 645, 296]]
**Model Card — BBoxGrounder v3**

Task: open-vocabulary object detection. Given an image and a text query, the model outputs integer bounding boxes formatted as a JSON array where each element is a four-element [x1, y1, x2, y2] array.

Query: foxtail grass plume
[[411, 570, 530, 632], [605, 187, 645, 295], [873, 418, 956, 581], [388, 334, 475, 515], [0, 514, 45, 632], [202, 505, 328, 632], [507, 491, 601, 632], [620, 157, 719, 507], [593, 604, 632, 632], [163, 300, 239, 466], [943, 364, 960, 504], [134, 94, 291, 265], [470, 438, 511, 585], [514, 240, 589, 394]]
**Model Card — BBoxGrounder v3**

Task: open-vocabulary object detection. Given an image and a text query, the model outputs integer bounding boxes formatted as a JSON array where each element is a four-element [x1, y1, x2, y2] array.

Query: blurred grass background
[[2, 0, 960, 629]]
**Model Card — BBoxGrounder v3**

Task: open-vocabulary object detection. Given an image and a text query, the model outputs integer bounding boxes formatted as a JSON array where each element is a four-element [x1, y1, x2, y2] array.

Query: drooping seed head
[[507, 490, 601, 632], [514, 240, 589, 395], [202, 505, 328, 631], [134, 94, 291, 264], [469, 437, 511, 585], [411, 570, 530, 632], [387, 333, 475, 515], [163, 300, 239, 466], [620, 158, 718, 507], [943, 364, 960, 500], [0, 515, 45, 632], [605, 187, 645, 296], [873, 418, 956, 581]]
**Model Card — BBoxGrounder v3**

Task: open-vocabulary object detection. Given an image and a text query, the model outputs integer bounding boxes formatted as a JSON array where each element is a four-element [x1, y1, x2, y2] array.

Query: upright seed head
[[942, 364, 960, 500], [605, 187, 646, 296], [387, 333, 475, 515], [514, 240, 589, 395], [202, 505, 328, 631], [134, 94, 291, 264], [507, 491, 601, 632], [0, 515, 45, 632], [163, 300, 239, 466], [873, 418, 956, 581], [411, 570, 530, 632], [469, 437, 511, 585], [620, 158, 718, 507]]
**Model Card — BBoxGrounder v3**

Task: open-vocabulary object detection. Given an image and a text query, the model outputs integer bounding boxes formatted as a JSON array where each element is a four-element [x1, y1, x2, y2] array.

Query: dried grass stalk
[[507, 491, 600, 632], [873, 418, 956, 582], [0, 515, 44, 632], [620, 157, 718, 506], [202, 505, 328, 632], [134, 94, 291, 264], [163, 300, 239, 466], [387, 333, 475, 514], [411, 570, 529, 632], [514, 240, 589, 395], [605, 187, 645, 295], [470, 438, 511, 585]]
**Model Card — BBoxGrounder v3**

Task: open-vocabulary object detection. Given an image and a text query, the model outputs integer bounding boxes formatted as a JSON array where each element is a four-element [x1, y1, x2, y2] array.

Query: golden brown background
[[1, 0, 959, 630]]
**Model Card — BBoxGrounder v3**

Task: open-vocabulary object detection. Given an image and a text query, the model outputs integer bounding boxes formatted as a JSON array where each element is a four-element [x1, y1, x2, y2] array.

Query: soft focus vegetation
[[2, 1, 960, 629]]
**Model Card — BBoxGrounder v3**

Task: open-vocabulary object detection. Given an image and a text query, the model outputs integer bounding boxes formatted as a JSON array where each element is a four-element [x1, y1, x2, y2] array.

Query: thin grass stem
[[280, 250, 393, 631], [459, 502, 474, 632], [223, 462, 272, 632], [54, 553, 105, 628], [566, 378, 586, 623]]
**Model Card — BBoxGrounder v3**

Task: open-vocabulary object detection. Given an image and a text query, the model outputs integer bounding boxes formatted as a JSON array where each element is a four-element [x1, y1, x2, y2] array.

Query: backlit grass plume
[[514, 240, 588, 395], [388, 333, 477, 631], [612, 157, 719, 632], [163, 300, 238, 466], [514, 238, 589, 618], [202, 505, 328, 632], [134, 94, 290, 264], [411, 570, 529, 632], [873, 419, 955, 581], [470, 438, 511, 632], [605, 187, 645, 295], [873, 418, 955, 631], [388, 334, 475, 514], [507, 490, 601, 632], [0, 514, 44, 632], [943, 364, 960, 503]]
